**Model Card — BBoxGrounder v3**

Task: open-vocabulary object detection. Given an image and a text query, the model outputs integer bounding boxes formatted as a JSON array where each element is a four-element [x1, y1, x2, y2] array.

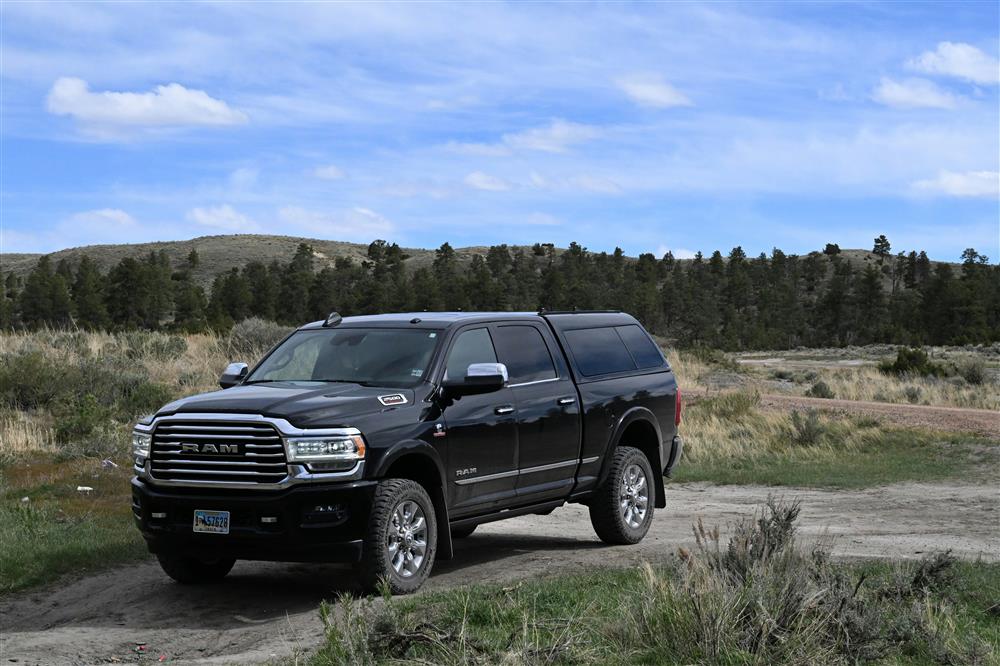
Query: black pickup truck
[[131, 311, 682, 593]]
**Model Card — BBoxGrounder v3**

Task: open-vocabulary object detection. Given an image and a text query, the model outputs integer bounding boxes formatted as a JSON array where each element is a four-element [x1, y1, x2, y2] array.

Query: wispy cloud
[[912, 170, 999, 198], [187, 204, 258, 231], [46, 77, 248, 136], [278, 206, 394, 240], [464, 171, 511, 192], [313, 165, 346, 180], [871, 77, 960, 109], [502, 120, 601, 153], [908, 42, 999, 85], [616, 74, 692, 108]]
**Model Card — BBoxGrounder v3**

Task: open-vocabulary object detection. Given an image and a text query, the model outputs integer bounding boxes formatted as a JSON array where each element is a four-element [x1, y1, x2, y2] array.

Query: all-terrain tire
[[358, 478, 438, 594], [589, 446, 655, 545], [450, 524, 477, 539], [156, 554, 236, 584]]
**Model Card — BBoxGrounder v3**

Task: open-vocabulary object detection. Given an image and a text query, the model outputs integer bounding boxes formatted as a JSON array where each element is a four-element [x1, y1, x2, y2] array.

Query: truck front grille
[[149, 420, 288, 485]]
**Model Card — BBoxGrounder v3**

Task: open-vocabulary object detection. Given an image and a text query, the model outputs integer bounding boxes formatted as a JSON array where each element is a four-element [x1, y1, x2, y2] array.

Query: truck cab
[[131, 311, 682, 593]]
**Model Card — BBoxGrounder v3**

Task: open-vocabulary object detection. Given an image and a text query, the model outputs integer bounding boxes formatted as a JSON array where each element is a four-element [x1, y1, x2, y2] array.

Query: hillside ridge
[[1, 233, 950, 289]]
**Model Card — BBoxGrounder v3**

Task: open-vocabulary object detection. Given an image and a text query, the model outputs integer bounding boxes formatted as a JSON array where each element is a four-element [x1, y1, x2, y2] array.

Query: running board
[[449, 499, 565, 529]]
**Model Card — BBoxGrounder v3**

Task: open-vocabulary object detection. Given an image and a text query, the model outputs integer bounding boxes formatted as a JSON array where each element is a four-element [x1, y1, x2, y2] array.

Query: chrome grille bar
[[149, 420, 288, 485]]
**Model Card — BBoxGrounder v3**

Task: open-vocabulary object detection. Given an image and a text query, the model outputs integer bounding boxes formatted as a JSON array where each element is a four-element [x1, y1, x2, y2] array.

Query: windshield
[[246, 328, 441, 388]]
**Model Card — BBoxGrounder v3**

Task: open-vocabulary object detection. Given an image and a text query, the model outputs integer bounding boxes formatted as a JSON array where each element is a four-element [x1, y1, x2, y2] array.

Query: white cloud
[[313, 164, 346, 180], [524, 212, 562, 226], [278, 206, 393, 240], [444, 141, 512, 157], [69, 208, 136, 227], [187, 204, 258, 231], [617, 74, 692, 108], [872, 77, 959, 109], [46, 77, 248, 130], [229, 167, 258, 190], [571, 175, 622, 194], [464, 171, 510, 191], [908, 42, 999, 85], [912, 170, 999, 198], [502, 120, 600, 153], [656, 244, 696, 260]]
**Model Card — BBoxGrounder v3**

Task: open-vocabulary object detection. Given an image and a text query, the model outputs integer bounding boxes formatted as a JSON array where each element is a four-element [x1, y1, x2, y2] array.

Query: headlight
[[286, 435, 365, 472], [132, 431, 151, 459]]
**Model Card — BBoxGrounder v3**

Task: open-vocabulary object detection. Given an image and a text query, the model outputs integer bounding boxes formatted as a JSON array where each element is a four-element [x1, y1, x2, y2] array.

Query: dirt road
[[758, 393, 1000, 438], [2, 480, 997, 665]]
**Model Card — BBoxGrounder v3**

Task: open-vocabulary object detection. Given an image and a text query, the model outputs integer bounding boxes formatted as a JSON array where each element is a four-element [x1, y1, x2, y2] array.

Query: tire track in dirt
[[2, 480, 997, 665]]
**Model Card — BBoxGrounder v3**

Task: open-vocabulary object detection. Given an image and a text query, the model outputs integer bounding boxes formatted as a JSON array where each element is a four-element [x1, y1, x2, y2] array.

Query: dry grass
[[0, 411, 57, 457], [817, 366, 999, 410]]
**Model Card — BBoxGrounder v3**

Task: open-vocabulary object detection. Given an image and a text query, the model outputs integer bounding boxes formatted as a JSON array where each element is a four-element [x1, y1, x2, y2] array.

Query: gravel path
[[2, 480, 997, 665], [758, 393, 1000, 438]]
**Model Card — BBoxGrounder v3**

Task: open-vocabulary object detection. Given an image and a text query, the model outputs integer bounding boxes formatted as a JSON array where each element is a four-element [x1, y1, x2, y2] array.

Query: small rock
[[19, 496, 29, 503], [101, 459, 119, 469], [76, 486, 94, 493]]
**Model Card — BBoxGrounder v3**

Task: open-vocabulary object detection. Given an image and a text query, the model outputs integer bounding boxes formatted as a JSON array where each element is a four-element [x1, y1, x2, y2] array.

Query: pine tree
[[72, 255, 109, 329]]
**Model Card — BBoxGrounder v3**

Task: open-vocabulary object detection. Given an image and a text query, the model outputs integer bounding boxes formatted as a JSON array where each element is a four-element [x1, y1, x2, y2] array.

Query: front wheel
[[589, 446, 655, 545], [358, 478, 438, 594], [156, 553, 235, 584]]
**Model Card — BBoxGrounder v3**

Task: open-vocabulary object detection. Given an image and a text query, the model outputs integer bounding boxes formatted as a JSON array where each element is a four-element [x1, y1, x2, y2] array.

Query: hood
[[156, 382, 418, 428]]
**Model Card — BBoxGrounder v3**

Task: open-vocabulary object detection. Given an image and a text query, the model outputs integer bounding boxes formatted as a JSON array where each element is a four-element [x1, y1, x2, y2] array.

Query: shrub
[[790, 409, 824, 445], [686, 346, 740, 372], [53, 394, 111, 443], [879, 347, 943, 378], [955, 359, 986, 386], [223, 318, 293, 360], [698, 390, 760, 420], [0, 351, 174, 418], [806, 380, 834, 399], [904, 385, 923, 404]]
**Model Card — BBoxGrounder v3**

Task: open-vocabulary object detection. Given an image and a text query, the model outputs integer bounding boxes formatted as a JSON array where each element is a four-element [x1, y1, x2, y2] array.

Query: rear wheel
[[156, 553, 235, 584], [589, 446, 654, 545], [358, 478, 437, 594], [450, 524, 477, 539]]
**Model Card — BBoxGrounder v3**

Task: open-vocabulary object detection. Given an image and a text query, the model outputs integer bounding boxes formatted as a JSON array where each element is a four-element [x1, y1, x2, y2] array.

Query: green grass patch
[[0, 456, 147, 594], [675, 428, 996, 488], [312, 500, 999, 665], [678, 390, 999, 488]]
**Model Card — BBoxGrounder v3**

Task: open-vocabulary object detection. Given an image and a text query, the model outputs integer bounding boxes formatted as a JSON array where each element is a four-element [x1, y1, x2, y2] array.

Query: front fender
[[367, 439, 454, 560]]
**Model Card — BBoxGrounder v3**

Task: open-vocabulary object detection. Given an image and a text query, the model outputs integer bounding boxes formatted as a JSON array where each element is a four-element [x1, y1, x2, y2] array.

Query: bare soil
[[2, 480, 997, 665], [758, 393, 1000, 438]]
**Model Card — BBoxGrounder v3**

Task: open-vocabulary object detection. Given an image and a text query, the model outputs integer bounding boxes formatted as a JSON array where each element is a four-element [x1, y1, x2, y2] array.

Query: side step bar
[[449, 499, 565, 530]]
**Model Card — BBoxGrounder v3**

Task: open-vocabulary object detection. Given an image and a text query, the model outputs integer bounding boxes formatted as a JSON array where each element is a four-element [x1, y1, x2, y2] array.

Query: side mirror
[[442, 362, 508, 395], [219, 362, 249, 389]]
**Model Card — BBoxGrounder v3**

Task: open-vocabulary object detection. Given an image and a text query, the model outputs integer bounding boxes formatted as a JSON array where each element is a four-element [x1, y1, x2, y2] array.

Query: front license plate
[[193, 509, 230, 535]]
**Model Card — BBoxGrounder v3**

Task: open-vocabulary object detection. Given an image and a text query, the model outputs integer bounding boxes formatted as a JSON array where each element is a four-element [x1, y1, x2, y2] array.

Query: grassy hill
[[1, 234, 947, 289]]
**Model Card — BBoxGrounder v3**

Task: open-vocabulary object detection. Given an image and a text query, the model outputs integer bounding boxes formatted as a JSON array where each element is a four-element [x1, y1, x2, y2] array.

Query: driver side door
[[441, 326, 519, 515]]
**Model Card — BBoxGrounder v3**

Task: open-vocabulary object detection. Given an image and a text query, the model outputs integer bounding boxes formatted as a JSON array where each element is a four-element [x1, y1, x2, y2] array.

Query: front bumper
[[131, 477, 376, 563]]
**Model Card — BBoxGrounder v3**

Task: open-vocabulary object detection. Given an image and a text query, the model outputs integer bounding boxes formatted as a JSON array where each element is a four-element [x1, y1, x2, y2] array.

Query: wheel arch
[[375, 441, 453, 560], [599, 407, 666, 509]]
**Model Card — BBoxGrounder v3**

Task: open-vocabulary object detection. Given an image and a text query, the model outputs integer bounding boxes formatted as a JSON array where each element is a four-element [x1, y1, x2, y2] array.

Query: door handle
[[557, 397, 576, 405], [494, 405, 514, 415]]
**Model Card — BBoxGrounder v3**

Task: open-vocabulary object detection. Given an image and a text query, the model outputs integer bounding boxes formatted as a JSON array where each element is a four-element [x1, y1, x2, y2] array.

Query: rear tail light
[[675, 388, 682, 426]]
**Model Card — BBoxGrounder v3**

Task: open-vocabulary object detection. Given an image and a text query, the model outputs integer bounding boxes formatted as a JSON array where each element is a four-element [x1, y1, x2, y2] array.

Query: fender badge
[[378, 394, 407, 406], [433, 423, 447, 438]]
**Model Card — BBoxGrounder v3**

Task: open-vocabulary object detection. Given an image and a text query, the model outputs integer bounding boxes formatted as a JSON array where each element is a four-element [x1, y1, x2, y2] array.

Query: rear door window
[[615, 325, 665, 369], [563, 327, 636, 376], [492, 325, 557, 384]]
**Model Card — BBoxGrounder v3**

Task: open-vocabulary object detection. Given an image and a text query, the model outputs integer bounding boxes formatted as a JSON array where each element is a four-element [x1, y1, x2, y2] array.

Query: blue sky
[[1, 2, 998, 261]]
